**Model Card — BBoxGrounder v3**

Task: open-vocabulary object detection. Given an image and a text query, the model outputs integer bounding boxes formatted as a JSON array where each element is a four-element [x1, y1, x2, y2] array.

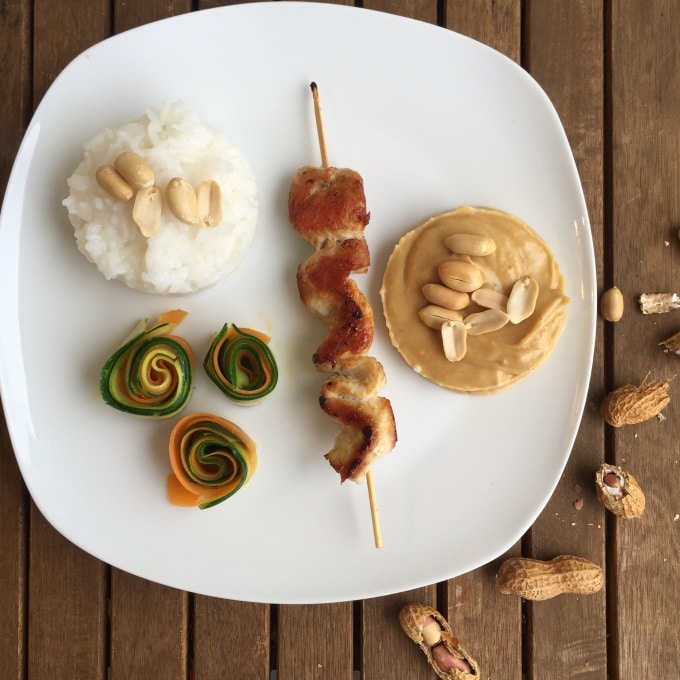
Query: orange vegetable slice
[[168, 412, 257, 509]]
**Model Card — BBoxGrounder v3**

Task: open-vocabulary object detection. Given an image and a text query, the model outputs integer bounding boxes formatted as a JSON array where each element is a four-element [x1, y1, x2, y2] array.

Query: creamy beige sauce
[[380, 206, 569, 394]]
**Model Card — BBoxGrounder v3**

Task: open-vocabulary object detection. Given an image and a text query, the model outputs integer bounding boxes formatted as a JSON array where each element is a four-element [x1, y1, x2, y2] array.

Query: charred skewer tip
[[310, 81, 329, 169]]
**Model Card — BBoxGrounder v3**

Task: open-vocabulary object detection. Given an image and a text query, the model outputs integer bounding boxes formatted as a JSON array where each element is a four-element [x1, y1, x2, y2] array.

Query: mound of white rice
[[63, 101, 258, 295]]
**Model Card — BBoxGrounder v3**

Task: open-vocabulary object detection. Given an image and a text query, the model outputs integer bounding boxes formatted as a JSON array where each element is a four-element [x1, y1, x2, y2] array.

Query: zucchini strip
[[203, 324, 278, 403], [167, 412, 257, 509], [100, 309, 193, 418]]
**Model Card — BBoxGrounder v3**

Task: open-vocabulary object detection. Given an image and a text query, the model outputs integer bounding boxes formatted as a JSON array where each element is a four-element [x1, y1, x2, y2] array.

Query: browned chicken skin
[[289, 166, 397, 483], [296, 238, 373, 370], [289, 166, 370, 249]]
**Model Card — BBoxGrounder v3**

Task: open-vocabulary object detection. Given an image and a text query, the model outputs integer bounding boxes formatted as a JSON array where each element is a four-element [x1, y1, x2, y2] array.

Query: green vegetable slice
[[167, 412, 257, 509], [99, 309, 193, 418], [203, 324, 278, 403]]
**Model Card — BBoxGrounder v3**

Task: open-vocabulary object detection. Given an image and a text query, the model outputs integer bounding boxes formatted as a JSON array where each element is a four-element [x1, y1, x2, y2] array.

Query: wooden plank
[[193, 597, 271, 679], [442, 4, 523, 680], [28, 507, 108, 678], [26, 2, 110, 678], [0, 1, 32, 676], [0, 0, 31, 190], [109, 570, 188, 680], [524, 1, 608, 678], [32, 0, 110, 105], [445, 0, 521, 62], [609, 2, 680, 678], [446, 559, 522, 679], [363, 0, 436, 23], [114, 0, 191, 32], [277, 603, 354, 679]]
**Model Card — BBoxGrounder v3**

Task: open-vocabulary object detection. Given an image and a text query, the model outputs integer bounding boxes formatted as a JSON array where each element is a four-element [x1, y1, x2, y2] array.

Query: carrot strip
[[157, 309, 189, 327], [168, 412, 257, 509]]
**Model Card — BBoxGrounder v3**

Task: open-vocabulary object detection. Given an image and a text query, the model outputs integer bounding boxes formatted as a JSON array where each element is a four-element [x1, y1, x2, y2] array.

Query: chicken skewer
[[288, 82, 397, 548]]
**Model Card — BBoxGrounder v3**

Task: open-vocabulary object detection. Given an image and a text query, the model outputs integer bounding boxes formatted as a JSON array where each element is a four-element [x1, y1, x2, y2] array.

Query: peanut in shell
[[496, 555, 603, 601], [399, 603, 479, 679], [600, 377, 671, 426]]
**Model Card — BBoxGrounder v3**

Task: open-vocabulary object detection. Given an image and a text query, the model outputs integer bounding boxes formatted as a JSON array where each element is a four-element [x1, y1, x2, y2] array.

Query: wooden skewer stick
[[309, 81, 383, 549], [366, 467, 382, 549]]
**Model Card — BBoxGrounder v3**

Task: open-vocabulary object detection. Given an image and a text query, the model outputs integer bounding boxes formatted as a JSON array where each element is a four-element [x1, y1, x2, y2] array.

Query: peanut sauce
[[380, 206, 569, 394]]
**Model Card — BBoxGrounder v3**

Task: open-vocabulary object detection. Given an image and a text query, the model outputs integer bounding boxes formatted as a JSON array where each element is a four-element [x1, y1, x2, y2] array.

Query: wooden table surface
[[1, 1, 679, 678]]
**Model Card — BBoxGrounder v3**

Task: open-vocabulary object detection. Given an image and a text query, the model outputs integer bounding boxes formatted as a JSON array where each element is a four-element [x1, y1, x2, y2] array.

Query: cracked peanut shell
[[660, 329, 680, 354], [595, 464, 645, 518], [399, 604, 479, 679]]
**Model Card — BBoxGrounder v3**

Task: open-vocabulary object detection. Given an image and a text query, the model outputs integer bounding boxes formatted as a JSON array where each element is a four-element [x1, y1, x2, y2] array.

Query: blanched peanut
[[422, 283, 470, 311], [95, 165, 134, 201], [507, 276, 539, 323], [471, 287, 508, 311], [464, 309, 510, 335], [418, 305, 464, 330], [600, 286, 624, 322], [197, 179, 223, 227], [114, 151, 155, 189], [444, 232, 497, 257], [132, 186, 162, 237], [165, 177, 199, 225], [441, 320, 467, 362], [438, 260, 483, 293]]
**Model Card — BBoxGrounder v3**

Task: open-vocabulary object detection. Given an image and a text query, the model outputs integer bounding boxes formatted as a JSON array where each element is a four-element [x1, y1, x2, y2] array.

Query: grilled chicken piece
[[320, 389, 397, 483], [319, 355, 395, 483], [296, 238, 373, 371], [289, 166, 370, 249]]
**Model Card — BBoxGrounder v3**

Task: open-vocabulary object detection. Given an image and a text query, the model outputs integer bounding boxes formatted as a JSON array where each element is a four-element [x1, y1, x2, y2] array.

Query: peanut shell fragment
[[595, 464, 645, 518], [638, 292, 680, 314], [600, 377, 671, 426], [660, 329, 680, 354], [496, 555, 603, 601], [399, 604, 479, 680]]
